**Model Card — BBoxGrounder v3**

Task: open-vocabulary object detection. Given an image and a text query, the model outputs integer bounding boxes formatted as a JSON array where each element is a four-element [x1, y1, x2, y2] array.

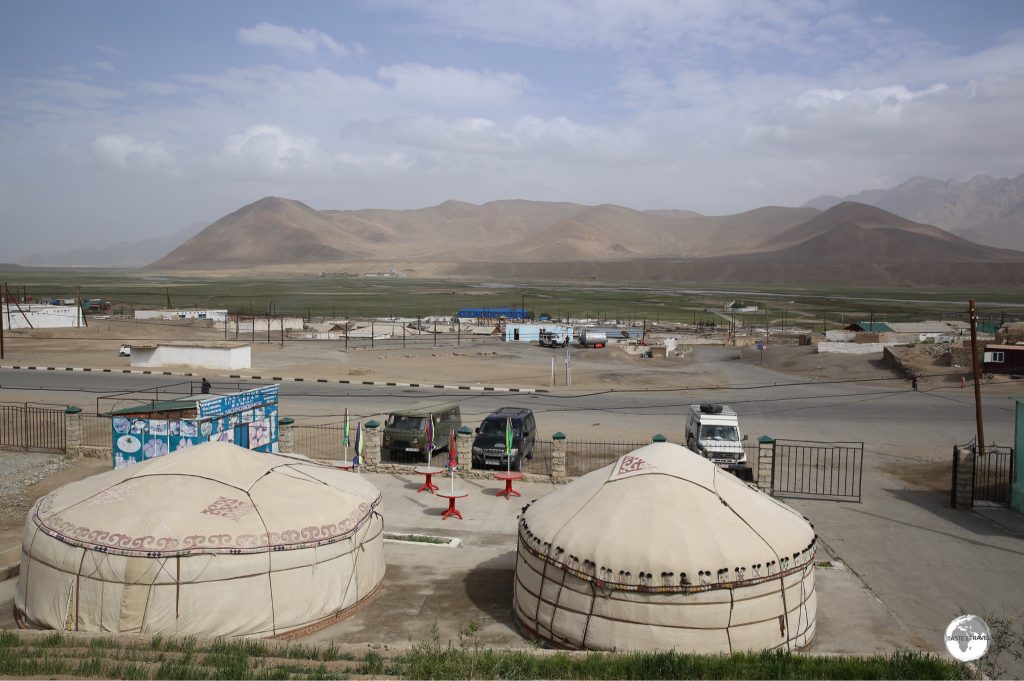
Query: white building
[[2, 304, 83, 329], [135, 309, 228, 322], [129, 343, 252, 370]]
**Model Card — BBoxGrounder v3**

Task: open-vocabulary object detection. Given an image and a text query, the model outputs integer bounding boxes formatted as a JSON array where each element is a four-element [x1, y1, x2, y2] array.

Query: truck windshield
[[700, 425, 739, 442], [387, 415, 426, 431], [480, 419, 518, 437]]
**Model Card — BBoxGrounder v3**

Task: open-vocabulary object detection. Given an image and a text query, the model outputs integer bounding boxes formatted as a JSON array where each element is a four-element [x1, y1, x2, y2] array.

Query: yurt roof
[[31, 442, 381, 557], [519, 443, 815, 592]]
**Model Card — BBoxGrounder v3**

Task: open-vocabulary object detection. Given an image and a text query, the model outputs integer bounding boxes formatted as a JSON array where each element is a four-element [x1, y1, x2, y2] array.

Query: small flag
[[343, 409, 350, 447], [353, 422, 363, 466], [425, 414, 435, 453], [505, 416, 514, 459], [448, 430, 458, 470]]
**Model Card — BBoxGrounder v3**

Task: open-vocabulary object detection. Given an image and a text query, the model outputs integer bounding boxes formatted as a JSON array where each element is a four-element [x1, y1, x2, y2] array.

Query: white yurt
[[16, 442, 384, 638], [514, 442, 816, 652]]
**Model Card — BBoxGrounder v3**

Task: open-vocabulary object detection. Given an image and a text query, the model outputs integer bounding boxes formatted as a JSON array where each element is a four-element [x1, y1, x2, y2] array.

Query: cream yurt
[[16, 442, 384, 638], [514, 442, 816, 652]]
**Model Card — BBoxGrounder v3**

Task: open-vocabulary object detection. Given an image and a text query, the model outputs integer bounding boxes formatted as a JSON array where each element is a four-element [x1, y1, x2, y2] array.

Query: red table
[[335, 461, 356, 471], [414, 466, 445, 493], [437, 490, 468, 520], [494, 471, 524, 499]]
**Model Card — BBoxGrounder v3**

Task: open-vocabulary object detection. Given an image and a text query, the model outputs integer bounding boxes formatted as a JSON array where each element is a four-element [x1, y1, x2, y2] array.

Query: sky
[[2, 0, 1024, 259]]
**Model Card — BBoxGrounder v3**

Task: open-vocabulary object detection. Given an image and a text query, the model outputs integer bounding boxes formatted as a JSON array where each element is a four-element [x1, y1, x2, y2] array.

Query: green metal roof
[[852, 322, 894, 332], [110, 399, 198, 416]]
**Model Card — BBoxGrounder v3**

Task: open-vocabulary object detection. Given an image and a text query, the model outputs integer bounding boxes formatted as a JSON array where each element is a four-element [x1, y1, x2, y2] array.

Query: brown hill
[[149, 197, 820, 269], [148, 197, 1023, 287], [743, 202, 1023, 263], [150, 197, 361, 269]]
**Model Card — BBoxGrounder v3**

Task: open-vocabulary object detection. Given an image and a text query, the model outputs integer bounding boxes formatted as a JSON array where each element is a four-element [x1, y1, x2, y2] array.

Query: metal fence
[[770, 439, 864, 502], [564, 440, 651, 477], [292, 423, 346, 461], [0, 405, 66, 453], [82, 413, 112, 448], [973, 445, 1014, 506]]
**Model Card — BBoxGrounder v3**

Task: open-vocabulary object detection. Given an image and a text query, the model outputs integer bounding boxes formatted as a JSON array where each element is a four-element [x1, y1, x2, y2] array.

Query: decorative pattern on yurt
[[16, 442, 385, 638], [514, 442, 816, 652]]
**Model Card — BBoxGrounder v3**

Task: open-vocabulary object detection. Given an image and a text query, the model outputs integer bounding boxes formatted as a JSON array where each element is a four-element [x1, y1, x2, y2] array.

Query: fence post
[[278, 417, 294, 454], [64, 406, 82, 457], [551, 432, 567, 481], [456, 426, 473, 466], [757, 435, 774, 494], [363, 419, 382, 465], [954, 444, 975, 509]]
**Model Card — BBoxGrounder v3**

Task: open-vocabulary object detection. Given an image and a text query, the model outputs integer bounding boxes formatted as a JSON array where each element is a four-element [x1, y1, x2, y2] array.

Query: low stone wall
[[817, 342, 888, 355]]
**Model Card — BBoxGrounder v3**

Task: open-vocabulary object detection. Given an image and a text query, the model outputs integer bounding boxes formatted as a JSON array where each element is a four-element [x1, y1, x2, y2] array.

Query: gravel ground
[[0, 450, 75, 522]]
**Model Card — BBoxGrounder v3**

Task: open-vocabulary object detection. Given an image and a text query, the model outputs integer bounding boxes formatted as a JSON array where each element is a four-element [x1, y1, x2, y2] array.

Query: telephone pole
[[969, 300, 986, 457]]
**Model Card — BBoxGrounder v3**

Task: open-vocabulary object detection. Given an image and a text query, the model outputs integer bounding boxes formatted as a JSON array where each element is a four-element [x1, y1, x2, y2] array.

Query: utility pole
[[280, 318, 284, 347], [166, 287, 171, 309], [457, 319, 461, 347], [0, 291, 4, 359], [403, 321, 406, 349], [371, 320, 374, 349], [969, 299, 986, 458], [433, 320, 437, 347]]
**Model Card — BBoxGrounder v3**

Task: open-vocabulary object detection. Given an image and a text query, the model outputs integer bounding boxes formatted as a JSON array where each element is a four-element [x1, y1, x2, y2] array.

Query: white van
[[684, 404, 747, 469]]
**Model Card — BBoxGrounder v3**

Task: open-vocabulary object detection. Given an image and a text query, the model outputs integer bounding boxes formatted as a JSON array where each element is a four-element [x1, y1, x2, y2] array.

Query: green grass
[[2, 267, 1018, 327], [395, 645, 970, 680], [385, 532, 452, 544], [0, 629, 974, 680]]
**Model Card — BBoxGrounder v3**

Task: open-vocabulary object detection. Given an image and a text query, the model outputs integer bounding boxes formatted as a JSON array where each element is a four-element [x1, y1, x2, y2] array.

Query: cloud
[[236, 22, 362, 57], [215, 124, 326, 176], [344, 114, 646, 161], [92, 134, 173, 169], [89, 61, 116, 72], [94, 44, 128, 57], [377, 63, 528, 106]]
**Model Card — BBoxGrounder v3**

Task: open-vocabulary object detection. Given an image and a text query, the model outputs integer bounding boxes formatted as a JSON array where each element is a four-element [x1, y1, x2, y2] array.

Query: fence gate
[[771, 439, 864, 502], [973, 446, 1014, 506], [0, 405, 67, 453]]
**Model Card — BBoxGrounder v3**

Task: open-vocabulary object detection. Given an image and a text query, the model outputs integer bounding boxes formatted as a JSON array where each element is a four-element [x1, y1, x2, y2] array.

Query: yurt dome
[[16, 442, 384, 638], [514, 442, 816, 653]]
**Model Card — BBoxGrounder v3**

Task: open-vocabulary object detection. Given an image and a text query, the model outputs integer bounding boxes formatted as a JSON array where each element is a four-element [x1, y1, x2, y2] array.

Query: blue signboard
[[112, 385, 280, 469], [198, 385, 279, 419]]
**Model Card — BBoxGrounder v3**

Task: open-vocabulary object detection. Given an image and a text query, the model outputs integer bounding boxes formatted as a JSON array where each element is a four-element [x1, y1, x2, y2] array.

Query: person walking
[[201, 377, 211, 394]]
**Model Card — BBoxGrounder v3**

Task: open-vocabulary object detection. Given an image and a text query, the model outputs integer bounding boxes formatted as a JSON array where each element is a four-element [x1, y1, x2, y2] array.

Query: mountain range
[[147, 194, 1024, 286], [804, 173, 1024, 249]]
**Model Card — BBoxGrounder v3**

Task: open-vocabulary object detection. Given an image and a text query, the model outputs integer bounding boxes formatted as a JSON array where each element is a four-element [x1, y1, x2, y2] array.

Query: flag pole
[[343, 408, 350, 465]]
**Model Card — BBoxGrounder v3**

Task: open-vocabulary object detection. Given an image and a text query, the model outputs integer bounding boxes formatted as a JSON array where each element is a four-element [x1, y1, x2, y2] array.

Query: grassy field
[[0, 630, 972, 680], [1, 268, 1019, 331]]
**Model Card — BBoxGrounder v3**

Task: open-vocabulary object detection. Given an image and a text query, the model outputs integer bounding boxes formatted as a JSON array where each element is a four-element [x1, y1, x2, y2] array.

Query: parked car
[[118, 344, 131, 357], [383, 403, 461, 461], [684, 403, 747, 470], [471, 407, 537, 471]]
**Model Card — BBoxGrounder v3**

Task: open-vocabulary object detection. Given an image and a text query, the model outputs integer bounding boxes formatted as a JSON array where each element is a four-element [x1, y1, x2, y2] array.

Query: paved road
[[1, 348, 1015, 451]]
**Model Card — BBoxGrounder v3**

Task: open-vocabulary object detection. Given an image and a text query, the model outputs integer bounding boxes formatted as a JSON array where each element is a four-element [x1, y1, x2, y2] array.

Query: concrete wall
[[2, 305, 83, 329], [236, 317, 305, 332], [817, 342, 888, 355], [131, 345, 252, 370]]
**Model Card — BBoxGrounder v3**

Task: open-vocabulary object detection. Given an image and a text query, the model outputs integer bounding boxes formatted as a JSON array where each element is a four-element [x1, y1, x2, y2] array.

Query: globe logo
[[945, 614, 990, 662]]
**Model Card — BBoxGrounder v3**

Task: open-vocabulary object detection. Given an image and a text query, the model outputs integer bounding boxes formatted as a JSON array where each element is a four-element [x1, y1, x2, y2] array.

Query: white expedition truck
[[684, 404, 748, 470]]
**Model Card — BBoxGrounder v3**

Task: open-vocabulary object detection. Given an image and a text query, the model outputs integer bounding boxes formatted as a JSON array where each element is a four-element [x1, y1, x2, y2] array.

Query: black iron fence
[[564, 440, 650, 477], [292, 422, 346, 461], [770, 439, 864, 502], [0, 405, 66, 453], [973, 445, 1014, 506]]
